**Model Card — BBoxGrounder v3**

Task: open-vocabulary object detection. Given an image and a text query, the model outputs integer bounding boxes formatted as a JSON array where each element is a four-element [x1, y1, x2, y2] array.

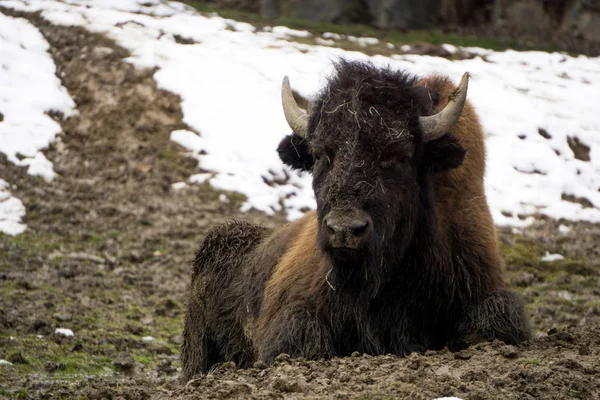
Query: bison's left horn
[[281, 76, 309, 138], [419, 72, 469, 143]]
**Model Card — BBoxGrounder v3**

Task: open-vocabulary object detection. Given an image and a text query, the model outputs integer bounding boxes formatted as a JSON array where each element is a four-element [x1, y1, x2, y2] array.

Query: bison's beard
[[323, 232, 386, 296], [321, 220, 415, 297]]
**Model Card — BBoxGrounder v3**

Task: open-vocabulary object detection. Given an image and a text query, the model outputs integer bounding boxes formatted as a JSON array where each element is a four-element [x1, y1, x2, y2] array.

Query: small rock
[[578, 345, 591, 356], [513, 272, 536, 287], [454, 350, 472, 360], [72, 342, 84, 352], [156, 360, 177, 375], [112, 355, 136, 373], [499, 345, 519, 359], [45, 362, 66, 372], [273, 353, 290, 363], [215, 361, 236, 372], [338, 372, 351, 383], [253, 360, 268, 370], [549, 330, 574, 343], [53, 312, 72, 322], [170, 334, 183, 345], [129, 250, 142, 262], [271, 377, 303, 393], [125, 323, 146, 336], [350, 351, 360, 357]]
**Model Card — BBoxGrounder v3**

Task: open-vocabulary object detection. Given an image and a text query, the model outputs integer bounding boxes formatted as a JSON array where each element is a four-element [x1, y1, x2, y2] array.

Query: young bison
[[181, 59, 531, 381]]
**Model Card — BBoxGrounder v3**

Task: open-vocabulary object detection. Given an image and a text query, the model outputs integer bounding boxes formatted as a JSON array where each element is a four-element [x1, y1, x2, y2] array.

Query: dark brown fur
[[181, 61, 531, 381]]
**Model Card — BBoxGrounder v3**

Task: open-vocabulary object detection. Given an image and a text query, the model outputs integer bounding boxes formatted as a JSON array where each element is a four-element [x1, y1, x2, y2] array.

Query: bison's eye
[[314, 151, 332, 166]]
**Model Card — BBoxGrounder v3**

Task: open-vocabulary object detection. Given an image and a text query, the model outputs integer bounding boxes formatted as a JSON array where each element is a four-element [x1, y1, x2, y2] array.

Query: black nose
[[324, 212, 372, 249]]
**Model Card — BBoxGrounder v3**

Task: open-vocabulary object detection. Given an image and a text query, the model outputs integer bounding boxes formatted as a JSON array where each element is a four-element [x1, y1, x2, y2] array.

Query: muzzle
[[322, 209, 372, 250]]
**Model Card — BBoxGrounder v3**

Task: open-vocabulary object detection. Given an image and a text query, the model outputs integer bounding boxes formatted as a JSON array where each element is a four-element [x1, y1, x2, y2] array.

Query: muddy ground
[[0, 8, 599, 400]]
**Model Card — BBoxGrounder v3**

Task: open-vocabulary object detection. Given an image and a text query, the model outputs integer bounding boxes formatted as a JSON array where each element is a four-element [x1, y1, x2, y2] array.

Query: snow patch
[[189, 173, 212, 184], [348, 36, 380, 47], [434, 398, 464, 400], [0, 13, 75, 180], [0, 12, 76, 235], [171, 130, 205, 153], [441, 44, 458, 54], [171, 182, 188, 191], [55, 328, 74, 337], [322, 32, 342, 40], [0, 179, 26, 236], [316, 38, 335, 46], [558, 224, 571, 234], [270, 26, 311, 39], [542, 251, 565, 262]]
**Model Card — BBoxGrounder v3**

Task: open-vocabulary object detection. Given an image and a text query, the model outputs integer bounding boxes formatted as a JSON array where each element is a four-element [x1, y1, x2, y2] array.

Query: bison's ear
[[277, 133, 314, 172], [422, 134, 466, 173]]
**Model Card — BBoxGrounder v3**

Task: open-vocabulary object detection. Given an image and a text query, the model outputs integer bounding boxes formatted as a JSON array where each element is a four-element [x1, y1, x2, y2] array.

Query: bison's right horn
[[419, 72, 469, 143], [281, 76, 309, 138]]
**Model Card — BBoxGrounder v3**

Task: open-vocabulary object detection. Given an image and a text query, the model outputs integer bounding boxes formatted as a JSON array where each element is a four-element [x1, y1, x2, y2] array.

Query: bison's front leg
[[255, 307, 335, 364], [452, 290, 532, 348]]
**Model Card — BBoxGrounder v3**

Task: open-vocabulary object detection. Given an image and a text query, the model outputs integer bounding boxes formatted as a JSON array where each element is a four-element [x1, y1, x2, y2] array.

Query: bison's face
[[278, 61, 467, 280]]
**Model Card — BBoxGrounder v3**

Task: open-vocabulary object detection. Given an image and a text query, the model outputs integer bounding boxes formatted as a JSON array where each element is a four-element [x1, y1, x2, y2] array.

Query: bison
[[181, 59, 531, 381]]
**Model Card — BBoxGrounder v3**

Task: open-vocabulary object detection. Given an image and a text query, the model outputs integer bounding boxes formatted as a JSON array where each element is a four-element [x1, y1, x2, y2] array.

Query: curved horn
[[281, 76, 308, 138], [419, 72, 469, 143]]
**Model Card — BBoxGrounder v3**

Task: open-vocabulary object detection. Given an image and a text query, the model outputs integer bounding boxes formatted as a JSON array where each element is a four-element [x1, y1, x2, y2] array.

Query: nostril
[[326, 224, 336, 236], [324, 218, 337, 236]]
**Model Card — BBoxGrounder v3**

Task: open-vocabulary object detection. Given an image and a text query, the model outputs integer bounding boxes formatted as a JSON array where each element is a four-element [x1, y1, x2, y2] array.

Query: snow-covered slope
[[0, 12, 75, 235], [1, 0, 599, 233]]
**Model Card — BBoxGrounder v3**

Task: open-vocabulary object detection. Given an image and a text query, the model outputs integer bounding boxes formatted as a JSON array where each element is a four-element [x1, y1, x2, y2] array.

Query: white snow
[[0, 12, 75, 235], [348, 36, 380, 47], [0, 179, 26, 235], [0, 0, 599, 227], [170, 129, 205, 153], [558, 224, 571, 234], [434, 398, 464, 400], [542, 251, 565, 262], [55, 328, 74, 337], [142, 336, 154, 341], [0, 13, 75, 179], [0, 359, 13, 366], [322, 32, 342, 40], [171, 182, 188, 191], [316, 38, 335, 46], [189, 173, 212, 184], [441, 44, 458, 54], [270, 26, 311, 39]]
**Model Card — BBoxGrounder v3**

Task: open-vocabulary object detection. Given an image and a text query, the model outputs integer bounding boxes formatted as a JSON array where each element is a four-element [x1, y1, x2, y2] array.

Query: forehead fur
[[308, 60, 434, 152]]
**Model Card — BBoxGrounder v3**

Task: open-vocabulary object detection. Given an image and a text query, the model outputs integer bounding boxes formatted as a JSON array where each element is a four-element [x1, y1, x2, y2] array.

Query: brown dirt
[[0, 8, 599, 400]]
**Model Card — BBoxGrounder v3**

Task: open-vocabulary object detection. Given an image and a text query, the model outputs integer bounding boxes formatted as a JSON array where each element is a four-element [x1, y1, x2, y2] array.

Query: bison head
[[278, 60, 467, 289]]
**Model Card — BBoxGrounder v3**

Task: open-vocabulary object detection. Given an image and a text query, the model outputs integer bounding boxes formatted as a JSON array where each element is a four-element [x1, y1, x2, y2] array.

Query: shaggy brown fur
[[181, 60, 531, 381]]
